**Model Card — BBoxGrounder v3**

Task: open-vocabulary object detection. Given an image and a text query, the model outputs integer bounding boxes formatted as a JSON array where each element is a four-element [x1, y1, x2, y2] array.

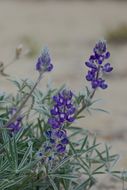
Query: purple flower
[[50, 89, 77, 126], [36, 48, 53, 73], [56, 144, 66, 153], [86, 70, 96, 81], [41, 89, 76, 162], [94, 40, 107, 55], [85, 40, 113, 90], [61, 138, 69, 145], [91, 80, 99, 89], [99, 79, 108, 89], [102, 63, 113, 73], [45, 130, 52, 138], [55, 129, 66, 138], [45, 146, 52, 152], [50, 139, 55, 144], [7, 122, 20, 133], [85, 61, 97, 69], [48, 118, 60, 129], [105, 52, 110, 59], [7, 108, 22, 134], [50, 105, 59, 115]]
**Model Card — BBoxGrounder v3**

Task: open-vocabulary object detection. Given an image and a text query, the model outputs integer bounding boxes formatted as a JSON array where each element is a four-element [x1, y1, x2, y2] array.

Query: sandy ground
[[0, 0, 127, 189]]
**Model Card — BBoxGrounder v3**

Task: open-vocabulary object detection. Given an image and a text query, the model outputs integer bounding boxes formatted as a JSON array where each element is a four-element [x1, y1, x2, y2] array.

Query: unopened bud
[[16, 44, 23, 59]]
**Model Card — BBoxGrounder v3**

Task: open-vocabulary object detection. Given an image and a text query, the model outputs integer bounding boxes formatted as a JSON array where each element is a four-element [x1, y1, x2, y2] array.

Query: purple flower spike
[[50, 89, 77, 126], [85, 40, 113, 90], [42, 89, 76, 161], [36, 48, 53, 73]]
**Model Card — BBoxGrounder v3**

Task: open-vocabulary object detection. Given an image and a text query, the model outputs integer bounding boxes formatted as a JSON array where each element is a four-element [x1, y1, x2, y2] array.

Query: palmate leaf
[[0, 125, 29, 156], [0, 175, 26, 190], [52, 155, 75, 173], [50, 139, 102, 189], [92, 164, 105, 175], [95, 148, 118, 164], [70, 142, 100, 156]]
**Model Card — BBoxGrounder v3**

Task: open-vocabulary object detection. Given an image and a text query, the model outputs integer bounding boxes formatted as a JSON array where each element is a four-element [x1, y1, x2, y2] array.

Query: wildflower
[[36, 48, 53, 73], [85, 40, 113, 89], [7, 108, 22, 134], [47, 89, 76, 156], [49, 89, 76, 126], [38, 89, 76, 163]]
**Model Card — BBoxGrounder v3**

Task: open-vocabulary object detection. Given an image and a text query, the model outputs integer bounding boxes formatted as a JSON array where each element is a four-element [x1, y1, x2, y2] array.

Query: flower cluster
[[7, 108, 22, 134], [36, 48, 53, 73], [37, 89, 77, 163], [85, 40, 113, 89]]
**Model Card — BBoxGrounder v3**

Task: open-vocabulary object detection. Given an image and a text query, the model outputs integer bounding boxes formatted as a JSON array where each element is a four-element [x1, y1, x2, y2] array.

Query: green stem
[[4, 73, 43, 128], [75, 65, 101, 118]]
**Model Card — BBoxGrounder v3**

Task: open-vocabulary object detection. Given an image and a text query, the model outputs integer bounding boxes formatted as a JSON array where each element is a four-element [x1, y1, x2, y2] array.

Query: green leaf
[[74, 178, 90, 190], [48, 176, 58, 190], [90, 107, 109, 114], [0, 175, 26, 190], [52, 155, 75, 173], [18, 143, 33, 170], [80, 136, 88, 151]]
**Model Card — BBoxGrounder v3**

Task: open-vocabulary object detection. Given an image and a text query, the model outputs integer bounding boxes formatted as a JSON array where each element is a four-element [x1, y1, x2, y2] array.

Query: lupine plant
[[0, 40, 125, 190]]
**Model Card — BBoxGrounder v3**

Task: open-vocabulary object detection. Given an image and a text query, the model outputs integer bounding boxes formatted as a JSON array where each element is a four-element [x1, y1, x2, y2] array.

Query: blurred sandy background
[[0, 0, 127, 189]]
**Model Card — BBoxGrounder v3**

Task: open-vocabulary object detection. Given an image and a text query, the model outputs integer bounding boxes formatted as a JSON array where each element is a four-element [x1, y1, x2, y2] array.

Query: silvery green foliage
[[0, 43, 125, 190]]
